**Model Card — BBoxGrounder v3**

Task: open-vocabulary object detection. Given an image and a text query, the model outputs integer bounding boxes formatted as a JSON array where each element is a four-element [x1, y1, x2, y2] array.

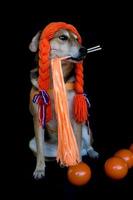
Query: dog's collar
[[48, 82, 74, 94]]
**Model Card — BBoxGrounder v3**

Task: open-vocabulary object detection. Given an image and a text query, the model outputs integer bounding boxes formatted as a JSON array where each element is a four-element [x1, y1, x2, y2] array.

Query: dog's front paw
[[33, 165, 45, 180], [87, 148, 99, 159]]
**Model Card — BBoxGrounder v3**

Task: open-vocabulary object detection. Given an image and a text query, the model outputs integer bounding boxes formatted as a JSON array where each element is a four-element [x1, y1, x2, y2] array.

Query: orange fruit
[[114, 149, 133, 168], [104, 157, 128, 180], [67, 162, 91, 186], [129, 144, 133, 153]]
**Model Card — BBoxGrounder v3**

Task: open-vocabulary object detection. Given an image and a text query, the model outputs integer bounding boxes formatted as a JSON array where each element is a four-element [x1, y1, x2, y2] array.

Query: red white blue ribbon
[[32, 90, 49, 128]]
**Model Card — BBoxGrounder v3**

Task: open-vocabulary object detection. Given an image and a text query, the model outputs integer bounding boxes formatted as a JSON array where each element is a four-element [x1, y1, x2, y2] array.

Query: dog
[[29, 25, 99, 179]]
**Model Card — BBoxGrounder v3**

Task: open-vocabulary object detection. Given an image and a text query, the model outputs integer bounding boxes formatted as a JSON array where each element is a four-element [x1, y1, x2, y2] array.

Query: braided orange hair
[[36, 22, 88, 124]]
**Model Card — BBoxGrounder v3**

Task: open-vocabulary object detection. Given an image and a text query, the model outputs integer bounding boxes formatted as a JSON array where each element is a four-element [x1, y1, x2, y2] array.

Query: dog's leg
[[33, 116, 45, 179], [87, 127, 99, 158], [82, 123, 99, 158]]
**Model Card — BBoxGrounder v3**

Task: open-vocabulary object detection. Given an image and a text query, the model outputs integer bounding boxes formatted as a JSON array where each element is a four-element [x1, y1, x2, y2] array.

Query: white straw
[[87, 47, 102, 53], [87, 45, 101, 51]]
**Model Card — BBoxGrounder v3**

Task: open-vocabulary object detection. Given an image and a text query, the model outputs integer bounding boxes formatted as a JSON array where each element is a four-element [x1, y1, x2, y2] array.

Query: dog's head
[[50, 29, 87, 61], [29, 27, 87, 62]]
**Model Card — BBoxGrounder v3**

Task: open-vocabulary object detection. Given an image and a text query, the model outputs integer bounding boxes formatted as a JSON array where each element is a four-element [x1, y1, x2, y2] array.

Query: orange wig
[[34, 22, 88, 126]]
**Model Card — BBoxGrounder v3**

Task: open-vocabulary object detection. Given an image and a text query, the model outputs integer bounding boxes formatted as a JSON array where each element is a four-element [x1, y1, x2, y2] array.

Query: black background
[[4, 2, 133, 199]]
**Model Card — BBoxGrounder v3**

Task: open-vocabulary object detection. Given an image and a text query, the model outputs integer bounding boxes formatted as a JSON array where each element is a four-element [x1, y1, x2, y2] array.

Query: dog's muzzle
[[71, 47, 87, 61]]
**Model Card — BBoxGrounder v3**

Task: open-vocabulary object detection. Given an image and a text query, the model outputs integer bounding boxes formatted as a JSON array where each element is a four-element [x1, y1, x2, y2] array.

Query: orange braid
[[73, 63, 88, 123], [38, 38, 52, 122], [75, 63, 84, 93], [38, 38, 50, 91]]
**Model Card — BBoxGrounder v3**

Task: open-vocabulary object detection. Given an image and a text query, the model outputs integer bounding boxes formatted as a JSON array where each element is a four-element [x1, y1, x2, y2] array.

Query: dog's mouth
[[71, 55, 86, 61], [70, 47, 87, 62], [65, 55, 86, 63]]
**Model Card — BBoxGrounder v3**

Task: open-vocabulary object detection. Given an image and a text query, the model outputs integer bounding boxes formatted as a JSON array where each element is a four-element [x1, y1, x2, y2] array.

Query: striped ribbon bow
[[32, 90, 49, 128]]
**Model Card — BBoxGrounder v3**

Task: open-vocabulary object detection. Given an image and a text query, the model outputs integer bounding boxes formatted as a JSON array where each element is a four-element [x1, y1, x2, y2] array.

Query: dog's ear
[[29, 31, 41, 52]]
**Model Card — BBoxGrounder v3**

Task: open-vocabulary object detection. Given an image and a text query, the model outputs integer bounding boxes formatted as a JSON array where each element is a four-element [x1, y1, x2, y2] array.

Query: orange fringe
[[73, 94, 88, 123], [51, 57, 80, 166]]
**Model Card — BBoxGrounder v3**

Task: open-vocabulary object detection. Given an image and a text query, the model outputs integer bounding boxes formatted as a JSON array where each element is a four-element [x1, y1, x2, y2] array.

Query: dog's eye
[[59, 35, 68, 41]]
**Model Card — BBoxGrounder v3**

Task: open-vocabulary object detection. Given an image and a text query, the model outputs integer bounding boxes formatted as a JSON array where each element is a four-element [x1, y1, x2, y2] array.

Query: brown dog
[[29, 28, 99, 179]]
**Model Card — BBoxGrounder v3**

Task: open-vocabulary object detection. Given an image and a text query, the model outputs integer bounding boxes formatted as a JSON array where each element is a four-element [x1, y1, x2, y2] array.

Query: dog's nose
[[79, 47, 87, 56]]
